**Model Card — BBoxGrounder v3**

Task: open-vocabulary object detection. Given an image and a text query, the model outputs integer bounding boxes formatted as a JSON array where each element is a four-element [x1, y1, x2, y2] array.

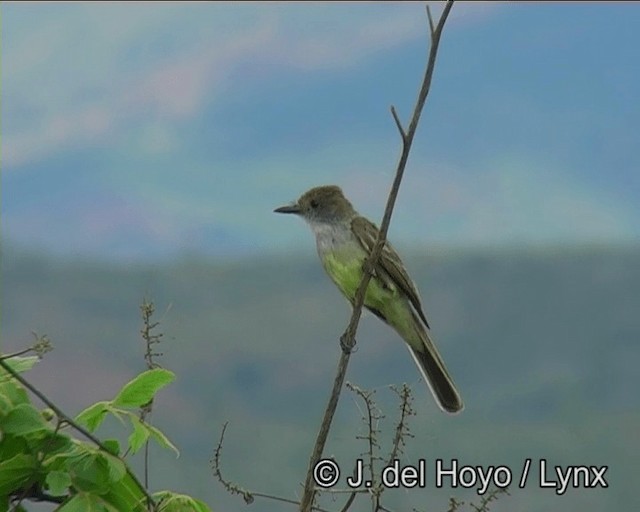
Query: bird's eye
[[310, 200, 319, 209]]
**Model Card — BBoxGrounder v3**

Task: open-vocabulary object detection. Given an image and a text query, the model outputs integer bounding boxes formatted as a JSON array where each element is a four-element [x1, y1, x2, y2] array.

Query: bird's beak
[[274, 203, 301, 214]]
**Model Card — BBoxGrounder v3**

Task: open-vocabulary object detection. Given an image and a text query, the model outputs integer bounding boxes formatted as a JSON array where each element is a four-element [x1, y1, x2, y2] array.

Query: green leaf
[[42, 440, 85, 472], [99, 453, 126, 482], [1, 403, 50, 434], [57, 493, 118, 512], [0, 453, 38, 495], [127, 416, 150, 454], [67, 453, 111, 495], [0, 380, 29, 411], [102, 438, 121, 456], [75, 401, 110, 432], [45, 470, 72, 496], [33, 431, 72, 455], [1, 356, 40, 374], [147, 423, 180, 457], [0, 392, 12, 416], [0, 434, 29, 462], [112, 369, 175, 408], [4, 501, 27, 512], [100, 471, 150, 512], [126, 415, 179, 456], [154, 491, 211, 512]]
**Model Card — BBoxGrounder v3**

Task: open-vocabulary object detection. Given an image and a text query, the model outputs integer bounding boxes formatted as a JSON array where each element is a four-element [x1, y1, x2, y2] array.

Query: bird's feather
[[351, 216, 430, 328]]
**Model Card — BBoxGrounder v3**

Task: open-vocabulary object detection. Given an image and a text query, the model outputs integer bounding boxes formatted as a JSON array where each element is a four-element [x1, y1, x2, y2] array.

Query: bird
[[275, 185, 463, 413]]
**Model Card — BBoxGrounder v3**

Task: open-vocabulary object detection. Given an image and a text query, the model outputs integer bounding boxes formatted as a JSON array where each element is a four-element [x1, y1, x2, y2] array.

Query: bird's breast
[[309, 221, 354, 254]]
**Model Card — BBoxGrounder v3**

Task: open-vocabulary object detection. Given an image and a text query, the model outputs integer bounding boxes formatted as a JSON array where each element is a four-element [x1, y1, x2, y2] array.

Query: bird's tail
[[407, 319, 463, 414]]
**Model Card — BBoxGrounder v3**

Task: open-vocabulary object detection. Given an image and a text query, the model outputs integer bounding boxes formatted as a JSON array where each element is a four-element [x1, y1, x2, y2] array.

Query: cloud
[[3, 3, 503, 170], [338, 153, 637, 247], [3, 105, 114, 168]]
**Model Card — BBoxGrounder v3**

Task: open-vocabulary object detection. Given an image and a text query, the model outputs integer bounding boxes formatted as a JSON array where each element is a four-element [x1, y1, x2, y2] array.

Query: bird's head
[[274, 185, 356, 224]]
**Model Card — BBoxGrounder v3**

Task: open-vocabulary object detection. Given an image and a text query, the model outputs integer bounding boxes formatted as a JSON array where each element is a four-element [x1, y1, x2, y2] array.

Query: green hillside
[[2, 244, 639, 511]]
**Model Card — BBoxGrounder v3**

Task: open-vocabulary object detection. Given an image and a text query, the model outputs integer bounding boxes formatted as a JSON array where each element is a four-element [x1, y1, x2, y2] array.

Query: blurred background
[[2, 3, 639, 511]]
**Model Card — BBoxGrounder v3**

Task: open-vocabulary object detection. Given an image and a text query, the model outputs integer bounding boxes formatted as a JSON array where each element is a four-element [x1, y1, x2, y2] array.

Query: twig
[[390, 106, 407, 141], [212, 423, 335, 512], [338, 491, 357, 512], [212, 422, 255, 504], [140, 299, 166, 371], [10, 418, 68, 510], [426, 5, 436, 38], [298, 3, 454, 511], [0, 357, 157, 511], [447, 497, 465, 512], [346, 382, 382, 509], [0, 347, 36, 361], [0, 333, 53, 361], [10, 486, 66, 506], [139, 299, 167, 491], [299, 353, 349, 511], [470, 487, 510, 512], [386, 384, 415, 466]]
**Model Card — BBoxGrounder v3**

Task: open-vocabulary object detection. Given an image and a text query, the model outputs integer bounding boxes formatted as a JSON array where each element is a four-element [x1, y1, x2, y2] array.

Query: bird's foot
[[362, 259, 375, 277], [340, 333, 355, 354], [340, 332, 356, 354]]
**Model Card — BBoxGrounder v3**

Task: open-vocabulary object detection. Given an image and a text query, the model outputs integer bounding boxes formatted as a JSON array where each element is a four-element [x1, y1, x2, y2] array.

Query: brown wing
[[351, 216, 430, 328]]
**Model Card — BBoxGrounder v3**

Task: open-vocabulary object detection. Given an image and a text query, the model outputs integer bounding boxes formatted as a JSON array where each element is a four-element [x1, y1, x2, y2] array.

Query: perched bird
[[275, 185, 463, 413]]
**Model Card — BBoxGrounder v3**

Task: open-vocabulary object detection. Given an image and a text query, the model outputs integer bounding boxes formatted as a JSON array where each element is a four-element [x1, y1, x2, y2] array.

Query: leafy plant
[[0, 354, 210, 512]]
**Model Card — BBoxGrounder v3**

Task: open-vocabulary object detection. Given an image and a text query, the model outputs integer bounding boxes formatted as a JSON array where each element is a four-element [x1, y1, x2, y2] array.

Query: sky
[[2, 2, 639, 261]]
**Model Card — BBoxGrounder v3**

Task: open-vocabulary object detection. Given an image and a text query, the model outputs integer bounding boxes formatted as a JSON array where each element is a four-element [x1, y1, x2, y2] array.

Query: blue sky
[[3, 2, 639, 260]]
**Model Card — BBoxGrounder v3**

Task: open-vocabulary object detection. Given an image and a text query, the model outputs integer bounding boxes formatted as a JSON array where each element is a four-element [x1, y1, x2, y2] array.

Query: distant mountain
[[2, 244, 639, 511]]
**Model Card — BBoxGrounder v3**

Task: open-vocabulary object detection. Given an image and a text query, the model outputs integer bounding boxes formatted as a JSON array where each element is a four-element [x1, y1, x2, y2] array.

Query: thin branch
[[390, 106, 406, 141], [346, 382, 382, 508], [10, 486, 66, 506], [447, 496, 465, 512], [212, 423, 335, 512], [323, 487, 370, 495], [0, 357, 157, 511], [404, 1, 454, 142], [348, 0, 454, 352], [298, 352, 349, 511], [337, 460, 365, 512], [386, 384, 415, 466], [470, 487, 510, 512], [139, 299, 167, 492], [212, 422, 255, 504], [426, 5, 436, 38], [251, 492, 334, 511], [298, 3, 455, 511], [1, 333, 53, 361], [0, 347, 36, 361], [11, 418, 69, 511], [140, 299, 166, 371], [338, 491, 357, 512]]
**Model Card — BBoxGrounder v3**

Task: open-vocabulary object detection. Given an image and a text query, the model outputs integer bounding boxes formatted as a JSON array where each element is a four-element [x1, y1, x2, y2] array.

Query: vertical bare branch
[[299, 2, 455, 511], [386, 384, 415, 466], [138, 299, 168, 491], [347, 382, 382, 506]]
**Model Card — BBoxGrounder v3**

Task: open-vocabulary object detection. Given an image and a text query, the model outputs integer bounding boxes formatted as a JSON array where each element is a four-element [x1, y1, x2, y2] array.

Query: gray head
[[274, 185, 357, 223]]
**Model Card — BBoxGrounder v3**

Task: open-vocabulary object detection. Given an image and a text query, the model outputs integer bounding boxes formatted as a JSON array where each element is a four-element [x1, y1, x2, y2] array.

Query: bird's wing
[[351, 215, 430, 328]]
